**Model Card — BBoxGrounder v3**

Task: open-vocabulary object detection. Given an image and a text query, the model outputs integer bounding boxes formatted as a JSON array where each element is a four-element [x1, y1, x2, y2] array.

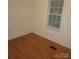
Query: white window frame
[[47, 0, 64, 31]]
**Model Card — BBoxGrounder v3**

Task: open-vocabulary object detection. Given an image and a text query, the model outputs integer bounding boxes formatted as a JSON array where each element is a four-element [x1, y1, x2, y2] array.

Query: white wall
[[33, 0, 71, 49], [8, 0, 33, 39]]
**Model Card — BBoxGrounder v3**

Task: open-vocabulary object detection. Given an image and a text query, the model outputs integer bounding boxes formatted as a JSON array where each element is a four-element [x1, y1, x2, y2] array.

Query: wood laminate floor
[[8, 33, 71, 59]]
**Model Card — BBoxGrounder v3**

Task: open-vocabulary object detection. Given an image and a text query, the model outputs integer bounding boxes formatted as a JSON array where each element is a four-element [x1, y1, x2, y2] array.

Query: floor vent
[[49, 46, 56, 50]]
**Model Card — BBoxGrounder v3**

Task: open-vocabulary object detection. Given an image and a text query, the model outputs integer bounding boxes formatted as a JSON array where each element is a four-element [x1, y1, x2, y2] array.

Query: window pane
[[50, 0, 64, 14], [51, 0, 58, 7], [50, 0, 54, 7], [50, 7, 62, 14], [57, 8, 62, 14], [55, 16, 61, 28], [54, 0, 58, 7], [58, 0, 64, 7], [53, 7, 58, 14], [48, 15, 61, 28], [52, 15, 57, 27], [50, 8, 54, 13], [48, 15, 53, 26]]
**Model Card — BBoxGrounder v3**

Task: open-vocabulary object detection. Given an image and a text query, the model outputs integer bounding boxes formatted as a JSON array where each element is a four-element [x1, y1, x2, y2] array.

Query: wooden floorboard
[[8, 33, 71, 59]]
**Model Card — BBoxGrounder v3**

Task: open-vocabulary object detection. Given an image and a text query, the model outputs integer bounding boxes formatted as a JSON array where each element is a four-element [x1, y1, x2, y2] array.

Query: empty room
[[8, 0, 71, 59]]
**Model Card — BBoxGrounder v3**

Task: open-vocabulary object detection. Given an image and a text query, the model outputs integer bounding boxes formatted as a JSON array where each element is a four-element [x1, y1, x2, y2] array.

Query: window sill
[[48, 26, 60, 32]]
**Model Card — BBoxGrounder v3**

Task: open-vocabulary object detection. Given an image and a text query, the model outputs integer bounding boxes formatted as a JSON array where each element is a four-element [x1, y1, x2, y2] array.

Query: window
[[48, 0, 64, 30]]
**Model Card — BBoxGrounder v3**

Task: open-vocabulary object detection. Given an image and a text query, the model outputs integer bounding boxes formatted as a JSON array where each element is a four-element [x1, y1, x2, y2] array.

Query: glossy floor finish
[[8, 33, 71, 59]]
